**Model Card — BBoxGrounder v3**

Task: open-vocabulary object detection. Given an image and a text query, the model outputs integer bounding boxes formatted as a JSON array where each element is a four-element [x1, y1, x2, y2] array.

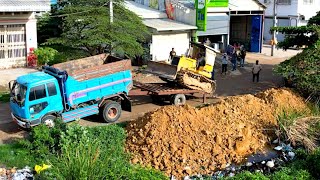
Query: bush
[[47, 124, 166, 180], [21, 123, 166, 179], [274, 44, 320, 100], [45, 45, 90, 65], [20, 119, 66, 160], [34, 47, 58, 65]]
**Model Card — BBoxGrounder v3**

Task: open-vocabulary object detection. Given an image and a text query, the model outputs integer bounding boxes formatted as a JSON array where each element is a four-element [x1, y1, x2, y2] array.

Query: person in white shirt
[[221, 53, 228, 75], [252, 60, 262, 82]]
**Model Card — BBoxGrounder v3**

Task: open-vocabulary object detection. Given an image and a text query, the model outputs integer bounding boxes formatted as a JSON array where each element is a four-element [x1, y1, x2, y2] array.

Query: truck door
[[28, 82, 63, 120]]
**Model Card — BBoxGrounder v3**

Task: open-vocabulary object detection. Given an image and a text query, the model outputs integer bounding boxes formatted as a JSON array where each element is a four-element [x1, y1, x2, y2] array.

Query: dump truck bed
[[52, 54, 133, 106]]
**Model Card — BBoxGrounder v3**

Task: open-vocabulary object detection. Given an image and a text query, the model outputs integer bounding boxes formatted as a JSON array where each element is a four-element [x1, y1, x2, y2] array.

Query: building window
[[0, 24, 26, 60], [277, 0, 291, 5], [303, 0, 313, 5]]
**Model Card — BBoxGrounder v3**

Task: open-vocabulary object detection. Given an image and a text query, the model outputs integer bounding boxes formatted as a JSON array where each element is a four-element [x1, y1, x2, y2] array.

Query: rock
[[183, 176, 191, 180], [266, 160, 275, 168], [274, 146, 282, 151], [246, 162, 253, 167], [272, 139, 279, 144], [288, 151, 295, 159], [231, 167, 236, 172], [255, 169, 263, 173], [261, 161, 266, 164]]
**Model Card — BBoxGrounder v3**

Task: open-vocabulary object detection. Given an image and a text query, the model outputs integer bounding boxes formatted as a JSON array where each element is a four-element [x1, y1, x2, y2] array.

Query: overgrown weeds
[[277, 105, 320, 152], [17, 120, 166, 179]]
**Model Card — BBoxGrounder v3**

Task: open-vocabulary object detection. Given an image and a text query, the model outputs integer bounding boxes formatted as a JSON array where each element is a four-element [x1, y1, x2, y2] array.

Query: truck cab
[[9, 72, 63, 128]]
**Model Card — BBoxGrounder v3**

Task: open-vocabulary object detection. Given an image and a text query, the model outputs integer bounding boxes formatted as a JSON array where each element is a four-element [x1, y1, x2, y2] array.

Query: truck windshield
[[10, 81, 27, 106]]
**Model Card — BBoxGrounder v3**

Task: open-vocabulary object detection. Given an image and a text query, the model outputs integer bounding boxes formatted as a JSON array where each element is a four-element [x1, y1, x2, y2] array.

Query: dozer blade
[[144, 61, 178, 80]]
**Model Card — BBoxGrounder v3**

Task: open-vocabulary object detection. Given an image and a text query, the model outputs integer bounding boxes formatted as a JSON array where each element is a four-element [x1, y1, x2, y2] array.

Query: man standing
[[252, 60, 262, 82], [240, 45, 246, 67], [205, 38, 211, 46], [231, 50, 237, 71], [221, 53, 228, 75], [169, 48, 176, 61]]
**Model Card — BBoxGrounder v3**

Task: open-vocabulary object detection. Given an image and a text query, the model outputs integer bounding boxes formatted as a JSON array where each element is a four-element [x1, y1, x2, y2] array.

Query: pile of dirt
[[256, 88, 309, 113], [125, 88, 307, 178]]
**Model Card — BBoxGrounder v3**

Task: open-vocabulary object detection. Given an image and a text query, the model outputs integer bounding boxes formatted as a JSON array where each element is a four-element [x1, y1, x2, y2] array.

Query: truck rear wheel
[[41, 114, 56, 128], [101, 101, 122, 123], [171, 94, 186, 106]]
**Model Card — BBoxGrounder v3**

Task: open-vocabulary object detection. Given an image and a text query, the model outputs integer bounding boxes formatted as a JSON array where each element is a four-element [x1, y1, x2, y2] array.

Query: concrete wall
[[260, 0, 298, 17], [150, 32, 190, 61], [260, 0, 320, 20], [172, 3, 196, 26], [25, 13, 38, 54], [263, 17, 289, 42], [297, 0, 320, 20]]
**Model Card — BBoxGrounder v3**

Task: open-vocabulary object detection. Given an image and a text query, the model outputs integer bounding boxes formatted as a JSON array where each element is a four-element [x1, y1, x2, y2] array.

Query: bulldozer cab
[[187, 42, 216, 67]]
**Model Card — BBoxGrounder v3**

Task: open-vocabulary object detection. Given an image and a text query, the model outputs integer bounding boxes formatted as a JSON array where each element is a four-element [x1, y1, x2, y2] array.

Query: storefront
[[229, 0, 265, 52]]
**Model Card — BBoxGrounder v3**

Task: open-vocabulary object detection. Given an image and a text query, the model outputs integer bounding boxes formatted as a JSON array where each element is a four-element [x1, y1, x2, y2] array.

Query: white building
[[259, 0, 320, 42], [0, 0, 51, 69], [125, 1, 197, 62]]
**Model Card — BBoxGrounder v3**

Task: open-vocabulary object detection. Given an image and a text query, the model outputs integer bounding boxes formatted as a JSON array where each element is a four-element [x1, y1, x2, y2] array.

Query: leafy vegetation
[[13, 120, 166, 179], [34, 47, 59, 65], [273, 11, 320, 102], [0, 92, 10, 102], [39, 0, 149, 58], [0, 142, 36, 168]]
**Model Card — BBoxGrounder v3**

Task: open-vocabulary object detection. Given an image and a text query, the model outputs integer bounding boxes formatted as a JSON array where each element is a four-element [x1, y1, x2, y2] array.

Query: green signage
[[195, 0, 207, 31], [207, 0, 228, 7]]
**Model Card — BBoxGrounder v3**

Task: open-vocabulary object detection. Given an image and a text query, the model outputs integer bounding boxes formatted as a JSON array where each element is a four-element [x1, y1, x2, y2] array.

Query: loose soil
[[125, 88, 307, 178]]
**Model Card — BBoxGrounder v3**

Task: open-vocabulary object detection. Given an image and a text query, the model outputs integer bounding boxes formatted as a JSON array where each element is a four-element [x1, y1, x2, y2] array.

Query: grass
[[0, 142, 36, 168], [277, 105, 320, 152], [0, 92, 10, 102], [2, 121, 166, 179]]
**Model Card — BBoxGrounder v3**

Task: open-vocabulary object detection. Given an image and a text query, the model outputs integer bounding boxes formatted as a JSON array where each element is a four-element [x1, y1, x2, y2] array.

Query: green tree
[[272, 12, 320, 102], [271, 11, 320, 50], [44, 0, 149, 58]]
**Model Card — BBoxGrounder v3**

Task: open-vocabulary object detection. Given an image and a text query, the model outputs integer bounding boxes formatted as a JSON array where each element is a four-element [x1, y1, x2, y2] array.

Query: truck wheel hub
[[108, 108, 117, 118]]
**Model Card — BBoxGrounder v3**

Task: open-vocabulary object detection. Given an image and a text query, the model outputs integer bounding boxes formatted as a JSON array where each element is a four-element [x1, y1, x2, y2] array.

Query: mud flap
[[121, 95, 132, 112]]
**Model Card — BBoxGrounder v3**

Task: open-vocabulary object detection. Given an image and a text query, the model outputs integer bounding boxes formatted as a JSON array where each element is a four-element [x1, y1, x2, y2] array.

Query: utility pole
[[110, 0, 113, 55], [271, 0, 277, 56], [110, 0, 113, 23]]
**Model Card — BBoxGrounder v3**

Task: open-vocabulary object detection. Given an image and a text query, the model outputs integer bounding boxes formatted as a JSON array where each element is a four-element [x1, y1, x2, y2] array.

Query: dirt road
[[0, 47, 300, 144]]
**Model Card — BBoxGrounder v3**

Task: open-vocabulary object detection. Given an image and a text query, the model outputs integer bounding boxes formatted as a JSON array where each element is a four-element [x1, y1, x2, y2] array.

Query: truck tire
[[171, 94, 186, 106], [41, 114, 56, 128], [101, 101, 122, 123]]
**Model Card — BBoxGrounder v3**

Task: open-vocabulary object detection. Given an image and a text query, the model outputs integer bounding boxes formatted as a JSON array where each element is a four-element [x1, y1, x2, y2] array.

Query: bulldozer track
[[177, 70, 216, 94]]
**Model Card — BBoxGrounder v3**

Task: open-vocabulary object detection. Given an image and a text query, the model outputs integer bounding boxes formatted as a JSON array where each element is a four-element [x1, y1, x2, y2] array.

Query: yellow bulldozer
[[145, 42, 218, 94]]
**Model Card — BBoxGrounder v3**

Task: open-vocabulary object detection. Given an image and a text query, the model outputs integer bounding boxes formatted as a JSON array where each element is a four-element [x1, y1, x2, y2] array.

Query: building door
[[0, 24, 26, 66], [250, 15, 262, 52]]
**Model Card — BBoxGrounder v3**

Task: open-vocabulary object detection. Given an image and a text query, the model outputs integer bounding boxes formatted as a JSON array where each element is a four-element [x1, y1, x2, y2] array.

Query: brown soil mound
[[125, 88, 307, 178], [256, 88, 309, 113]]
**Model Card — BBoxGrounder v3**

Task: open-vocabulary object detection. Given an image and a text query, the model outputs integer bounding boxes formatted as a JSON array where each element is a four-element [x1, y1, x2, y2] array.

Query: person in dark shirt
[[169, 48, 176, 60]]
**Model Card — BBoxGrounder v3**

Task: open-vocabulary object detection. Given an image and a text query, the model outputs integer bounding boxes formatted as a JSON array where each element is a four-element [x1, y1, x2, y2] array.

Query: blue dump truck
[[9, 54, 132, 128]]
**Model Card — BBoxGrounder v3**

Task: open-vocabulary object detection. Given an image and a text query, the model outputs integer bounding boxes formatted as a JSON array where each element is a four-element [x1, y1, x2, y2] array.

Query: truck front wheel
[[41, 114, 56, 128], [101, 101, 122, 123]]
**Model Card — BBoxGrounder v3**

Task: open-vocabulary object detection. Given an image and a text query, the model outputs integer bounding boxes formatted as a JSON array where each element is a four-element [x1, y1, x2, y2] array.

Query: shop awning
[[143, 18, 197, 32], [0, 0, 51, 12]]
